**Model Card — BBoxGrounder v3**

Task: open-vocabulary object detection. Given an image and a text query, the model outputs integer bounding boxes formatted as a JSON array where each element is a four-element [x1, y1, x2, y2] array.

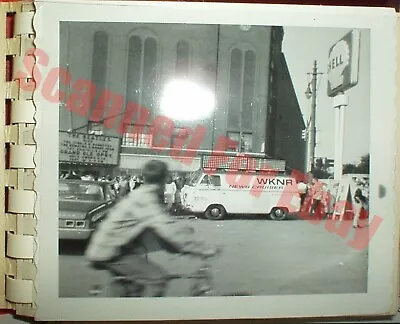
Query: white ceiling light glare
[[160, 79, 215, 121]]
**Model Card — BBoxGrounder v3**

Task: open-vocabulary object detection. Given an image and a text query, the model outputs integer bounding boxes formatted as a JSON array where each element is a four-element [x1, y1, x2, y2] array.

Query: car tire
[[269, 207, 288, 221], [205, 205, 226, 220]]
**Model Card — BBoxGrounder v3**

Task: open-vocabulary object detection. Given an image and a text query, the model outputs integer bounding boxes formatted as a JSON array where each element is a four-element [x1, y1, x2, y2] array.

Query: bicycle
[[88, 251, 250, 298]]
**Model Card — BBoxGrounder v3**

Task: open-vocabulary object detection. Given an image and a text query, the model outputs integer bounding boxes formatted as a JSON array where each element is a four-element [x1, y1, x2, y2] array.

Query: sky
[[281, 27, 370, 165]]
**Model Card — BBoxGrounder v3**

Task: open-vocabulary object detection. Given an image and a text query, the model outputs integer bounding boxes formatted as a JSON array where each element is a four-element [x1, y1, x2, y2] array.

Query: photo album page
[[2, 0, 399, 321]]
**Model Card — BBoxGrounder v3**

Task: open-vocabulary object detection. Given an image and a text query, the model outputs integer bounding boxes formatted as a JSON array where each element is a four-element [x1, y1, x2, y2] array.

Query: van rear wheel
[[205, 205, 226, 220], [269, 207, 288, 221]]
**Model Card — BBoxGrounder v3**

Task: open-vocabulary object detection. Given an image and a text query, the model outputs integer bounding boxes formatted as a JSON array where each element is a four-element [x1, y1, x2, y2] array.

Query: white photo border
[[33, 1, 399, 321]]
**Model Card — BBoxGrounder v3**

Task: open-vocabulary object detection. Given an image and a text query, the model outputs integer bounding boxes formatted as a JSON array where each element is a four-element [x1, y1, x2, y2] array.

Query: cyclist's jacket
[[85, 184, 211, 262]]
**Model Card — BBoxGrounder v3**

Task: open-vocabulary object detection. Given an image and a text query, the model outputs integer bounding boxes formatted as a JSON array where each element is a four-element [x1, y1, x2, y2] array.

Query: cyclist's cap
[[142, 160, 169, 184]]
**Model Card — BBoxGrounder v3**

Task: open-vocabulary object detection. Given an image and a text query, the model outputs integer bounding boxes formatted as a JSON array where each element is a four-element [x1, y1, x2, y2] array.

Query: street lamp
[[305, 83, 312, 100]]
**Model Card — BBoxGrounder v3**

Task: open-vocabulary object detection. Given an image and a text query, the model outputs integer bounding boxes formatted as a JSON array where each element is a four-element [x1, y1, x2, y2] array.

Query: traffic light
[[324, 158, 334, 169], [315, 157, 323, 169]]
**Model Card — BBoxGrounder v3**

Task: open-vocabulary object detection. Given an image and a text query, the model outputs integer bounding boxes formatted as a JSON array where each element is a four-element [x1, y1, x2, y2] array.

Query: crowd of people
[[297, 172, 332, 218], [60, 169, 368, 225], [59, 169, 189, 215], [297, 171, 369, 228]]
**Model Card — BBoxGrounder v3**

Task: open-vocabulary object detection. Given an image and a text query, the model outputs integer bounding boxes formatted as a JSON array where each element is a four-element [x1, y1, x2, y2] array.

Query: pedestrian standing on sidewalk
[[129, 175, 142, 191], [353, 188, 368, 228], [164, 175, 177, 214], [173, 175, 185, 215], [309, 176, 324, 217], [118, 175, 131, 198], [298, 181, 308, 206], [299, 172, 313, 213], [113, 177, 121, 195]]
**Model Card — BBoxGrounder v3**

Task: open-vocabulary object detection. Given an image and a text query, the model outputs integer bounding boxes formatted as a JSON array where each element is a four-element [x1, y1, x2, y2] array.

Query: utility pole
[[309, 60, 318, 172], [305, 60, 321, 173]]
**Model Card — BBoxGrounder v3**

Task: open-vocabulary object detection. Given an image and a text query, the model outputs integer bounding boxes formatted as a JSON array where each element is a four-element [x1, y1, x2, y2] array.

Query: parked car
[[58, 179, 115, 240]]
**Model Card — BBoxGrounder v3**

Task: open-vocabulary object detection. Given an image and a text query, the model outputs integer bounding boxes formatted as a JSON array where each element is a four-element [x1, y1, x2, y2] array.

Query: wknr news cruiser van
[[181, 153, 301, 221]]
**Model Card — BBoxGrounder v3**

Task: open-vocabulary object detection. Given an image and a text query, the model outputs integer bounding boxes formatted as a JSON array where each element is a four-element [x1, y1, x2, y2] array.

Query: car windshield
[[59, 182, 104, 201], [187, 170, 202, 186]]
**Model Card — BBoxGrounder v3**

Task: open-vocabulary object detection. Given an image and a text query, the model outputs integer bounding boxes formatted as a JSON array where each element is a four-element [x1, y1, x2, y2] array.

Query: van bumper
[[59, 228, 92, 240]]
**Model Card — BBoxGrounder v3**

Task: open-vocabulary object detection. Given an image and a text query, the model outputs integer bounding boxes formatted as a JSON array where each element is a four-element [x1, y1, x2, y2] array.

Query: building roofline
[[277, 52, 306, 129]]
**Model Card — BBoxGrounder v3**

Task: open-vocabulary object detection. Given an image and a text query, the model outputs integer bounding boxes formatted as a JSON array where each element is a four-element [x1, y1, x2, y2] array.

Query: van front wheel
[[205, 205, 226, 220], [269, 207, 288, 221]]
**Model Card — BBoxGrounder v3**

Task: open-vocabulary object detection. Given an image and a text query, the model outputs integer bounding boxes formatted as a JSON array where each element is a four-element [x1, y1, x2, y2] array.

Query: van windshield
[[187, 170, 202, 186]]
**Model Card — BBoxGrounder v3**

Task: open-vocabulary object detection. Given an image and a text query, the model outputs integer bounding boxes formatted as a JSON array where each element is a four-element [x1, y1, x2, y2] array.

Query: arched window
[[89, 31, 108, 134], [92, 31, 108, 89], [227, 48, 242, 130], [142, 37, 158, 112], [227, 48, 256, 152], [242, 50, 256, 131], [123, 34, 159, 147], [176, 40, 190, 77], [126, 35, 158, 112]]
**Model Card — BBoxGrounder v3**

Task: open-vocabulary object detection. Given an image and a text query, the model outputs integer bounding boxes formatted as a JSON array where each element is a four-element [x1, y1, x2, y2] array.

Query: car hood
[[181, 185, 193, 192], [59, 199, 104, 220]]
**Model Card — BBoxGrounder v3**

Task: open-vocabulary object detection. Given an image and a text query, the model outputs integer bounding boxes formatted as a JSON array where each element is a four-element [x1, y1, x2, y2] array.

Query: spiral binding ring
[[1, 1, 37, 317]]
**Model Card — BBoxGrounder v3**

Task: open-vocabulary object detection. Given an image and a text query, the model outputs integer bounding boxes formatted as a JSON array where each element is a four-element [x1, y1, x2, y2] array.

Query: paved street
[[59, 217, 368, 298]]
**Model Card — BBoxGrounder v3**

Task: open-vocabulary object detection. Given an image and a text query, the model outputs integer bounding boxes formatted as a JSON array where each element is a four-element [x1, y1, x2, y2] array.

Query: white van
[[181, 169, 301, 221]]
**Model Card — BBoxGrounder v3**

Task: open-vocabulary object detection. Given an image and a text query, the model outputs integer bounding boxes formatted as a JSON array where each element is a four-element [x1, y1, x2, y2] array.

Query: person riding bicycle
[[85, 159, 218, 297]]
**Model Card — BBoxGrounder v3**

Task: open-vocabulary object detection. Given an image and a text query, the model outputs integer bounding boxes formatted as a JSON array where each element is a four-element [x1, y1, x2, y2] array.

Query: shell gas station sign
[[327, 29, 361, 97]]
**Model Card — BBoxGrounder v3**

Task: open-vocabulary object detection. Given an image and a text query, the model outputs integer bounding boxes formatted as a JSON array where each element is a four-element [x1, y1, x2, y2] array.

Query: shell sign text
[[327, 29, 361, 97]]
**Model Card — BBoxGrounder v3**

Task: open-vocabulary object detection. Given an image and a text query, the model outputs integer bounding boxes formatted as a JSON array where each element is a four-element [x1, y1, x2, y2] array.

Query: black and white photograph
[[33, 1, 398, 321], [57, 21, 372, 298]]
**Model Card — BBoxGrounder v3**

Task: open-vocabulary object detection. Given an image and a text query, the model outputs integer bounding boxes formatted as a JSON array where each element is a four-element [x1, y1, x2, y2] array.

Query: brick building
[[59, 22, 306, 174]]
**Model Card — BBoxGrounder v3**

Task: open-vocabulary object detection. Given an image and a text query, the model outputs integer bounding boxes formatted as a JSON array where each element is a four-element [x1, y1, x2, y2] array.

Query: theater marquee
[[59, 131, 121, 166]]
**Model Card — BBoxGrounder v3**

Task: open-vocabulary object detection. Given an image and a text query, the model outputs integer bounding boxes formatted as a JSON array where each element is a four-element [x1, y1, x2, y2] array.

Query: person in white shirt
[[129, 175, 143, 191], [164, 175, 177, 213], [297, 181, 308, 206], [113, 177, 120, 193]]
